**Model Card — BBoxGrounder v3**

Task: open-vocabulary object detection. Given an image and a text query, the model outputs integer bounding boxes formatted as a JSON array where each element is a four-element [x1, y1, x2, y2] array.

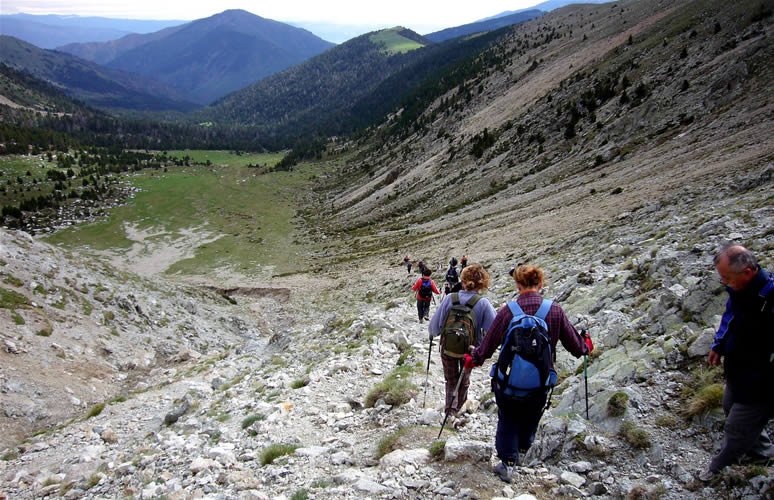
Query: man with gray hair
[[701, 245, 773, 481]]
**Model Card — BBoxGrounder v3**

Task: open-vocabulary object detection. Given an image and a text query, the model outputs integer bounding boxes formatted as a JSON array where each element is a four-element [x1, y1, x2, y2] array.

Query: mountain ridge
[[102, 9, 335, 104], [0, 35, 197, 111]]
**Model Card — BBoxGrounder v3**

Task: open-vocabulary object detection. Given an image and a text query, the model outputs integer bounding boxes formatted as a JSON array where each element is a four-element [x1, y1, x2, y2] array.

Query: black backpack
[[441, 293, 481, 358], [418, 279, 433, 299], [490, 299, 557, 400], [445, 266, 459, 285]]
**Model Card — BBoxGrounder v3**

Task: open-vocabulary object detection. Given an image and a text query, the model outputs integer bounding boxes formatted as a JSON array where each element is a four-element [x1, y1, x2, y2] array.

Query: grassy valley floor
[[41, 150, 318, 285]]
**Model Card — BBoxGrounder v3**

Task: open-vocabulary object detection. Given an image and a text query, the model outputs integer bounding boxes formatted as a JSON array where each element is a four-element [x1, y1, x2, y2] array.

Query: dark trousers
[[416, 300, 430, 320], [494, 391, 548, 465], [709, 386, 773, 472], [441, 354, 471, 415]]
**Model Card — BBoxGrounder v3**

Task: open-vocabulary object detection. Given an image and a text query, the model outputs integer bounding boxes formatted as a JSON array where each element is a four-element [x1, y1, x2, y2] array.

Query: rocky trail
[[2, 166, 773, 498]]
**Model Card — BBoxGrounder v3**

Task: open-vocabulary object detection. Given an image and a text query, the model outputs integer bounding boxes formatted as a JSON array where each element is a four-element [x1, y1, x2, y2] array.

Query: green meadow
[[44, 151, 315, 279], [369, 29, 425, 54]]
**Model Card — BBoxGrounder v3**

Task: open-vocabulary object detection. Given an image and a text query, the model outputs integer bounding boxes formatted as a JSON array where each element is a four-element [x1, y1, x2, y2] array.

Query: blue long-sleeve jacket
[[711, 268, 774, 406]]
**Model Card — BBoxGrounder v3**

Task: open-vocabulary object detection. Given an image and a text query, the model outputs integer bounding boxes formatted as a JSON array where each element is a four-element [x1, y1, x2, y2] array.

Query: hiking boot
[[698, 469, 718, 483], [493, 461, 515, 483], [452, 414, 468, 429], [424, 316, 430, 321], [418, 318, 423, 323]]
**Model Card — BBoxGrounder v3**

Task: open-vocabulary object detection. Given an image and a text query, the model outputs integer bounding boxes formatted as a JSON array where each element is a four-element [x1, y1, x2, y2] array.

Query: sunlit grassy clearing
[[369, 29, 425, 54], [44, 151, 315, 277]]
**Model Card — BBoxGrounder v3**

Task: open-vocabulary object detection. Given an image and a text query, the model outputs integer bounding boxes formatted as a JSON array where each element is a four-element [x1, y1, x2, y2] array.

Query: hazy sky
[[2, 1, 546, 33]]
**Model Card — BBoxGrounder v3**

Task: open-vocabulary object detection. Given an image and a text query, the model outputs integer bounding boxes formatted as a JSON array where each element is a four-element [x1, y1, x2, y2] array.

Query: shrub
[[618, 421, 651, 449], [610, 187, 623, 195], [607, 391, 629, 417], [365, 365, 417, 408], [260, 443, 299, 465]]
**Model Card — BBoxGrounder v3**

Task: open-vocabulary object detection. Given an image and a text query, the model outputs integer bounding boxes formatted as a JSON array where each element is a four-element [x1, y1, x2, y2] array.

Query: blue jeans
[[494, 391, 548, 464]]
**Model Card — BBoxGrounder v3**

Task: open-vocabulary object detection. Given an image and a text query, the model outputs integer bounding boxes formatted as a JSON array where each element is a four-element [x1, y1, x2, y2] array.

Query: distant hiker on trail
[[460, 255, 469, 270], [403, 255, 412, 275], [701, 245, 773, 482], [429, 263, 496, 427], [463, 264, 592, 483], [418, 260, 429, 275], [445, 257, 461, 294], [412, 268, 440, 323]]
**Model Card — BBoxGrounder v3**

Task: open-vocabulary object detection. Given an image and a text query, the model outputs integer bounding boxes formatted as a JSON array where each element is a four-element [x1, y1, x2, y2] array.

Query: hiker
[[460, 255, 469, 270], [701, 245, 773, 481], [418, 260, 429, 275], [412, 268, 440, 323], [429, 263, 496, 427], [464, 264, 592, 483], [445, 257, 461, 294], [403, 255, 412, 275]]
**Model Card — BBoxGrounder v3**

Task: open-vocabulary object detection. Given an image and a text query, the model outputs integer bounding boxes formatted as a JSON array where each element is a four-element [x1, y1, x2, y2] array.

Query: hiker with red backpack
[[429, 263, 496, 427], [463, 264, 593, 483], [412, 268, 440, 323]]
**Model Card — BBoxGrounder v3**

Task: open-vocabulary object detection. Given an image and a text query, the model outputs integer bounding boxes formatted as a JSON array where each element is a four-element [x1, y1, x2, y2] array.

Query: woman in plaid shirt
[[466, 264, 593, 483]]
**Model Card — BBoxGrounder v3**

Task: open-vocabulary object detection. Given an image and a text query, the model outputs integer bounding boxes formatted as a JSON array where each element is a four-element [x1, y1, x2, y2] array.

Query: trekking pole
[[423, 338, 433, 408], [583, 353, 590, 420], [438, 363, 467, 439]]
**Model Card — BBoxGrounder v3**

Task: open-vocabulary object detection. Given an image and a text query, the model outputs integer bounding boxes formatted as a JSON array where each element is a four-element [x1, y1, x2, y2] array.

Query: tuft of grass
[[365, 365, 418, 408], [654, 414, 679, 429], [241, 414, 265, 429], [86, 403, 105, 419], [376, 427, 409, 459], [618, 421, 651, 449], [290, 489, 309, 500], [12, 311, 25, 325], [290, 377, 310, 389], [0, 287, 29, 309], [3, 275, 23, 287], [85, 474, 101, 490], [260, 443, 299, 465], [686, 383, 723, 417], [1, 450, 19, 461], [36, 324, 53, 337], [429, 440, 446, 459], [607, 391, 629, 417]]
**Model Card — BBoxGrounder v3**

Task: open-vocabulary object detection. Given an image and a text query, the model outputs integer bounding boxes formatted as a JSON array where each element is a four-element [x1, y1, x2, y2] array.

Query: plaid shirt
[[471, 291, 587, 365]]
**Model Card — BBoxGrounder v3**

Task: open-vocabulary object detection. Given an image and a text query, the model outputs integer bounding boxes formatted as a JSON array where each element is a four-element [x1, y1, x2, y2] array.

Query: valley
[[0, 0, 772, 498]]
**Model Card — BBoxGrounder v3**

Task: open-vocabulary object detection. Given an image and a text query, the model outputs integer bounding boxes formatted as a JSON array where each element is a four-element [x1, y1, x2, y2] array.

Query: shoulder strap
[[466, 294, 481, 308], [451, 293, 460, 305], [535, 299, 553, 321], [507, 301, 525, 317]]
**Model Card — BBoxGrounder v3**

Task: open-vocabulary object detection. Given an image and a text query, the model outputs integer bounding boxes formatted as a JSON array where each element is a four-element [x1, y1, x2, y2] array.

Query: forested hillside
[[0, 36, 196, 112]]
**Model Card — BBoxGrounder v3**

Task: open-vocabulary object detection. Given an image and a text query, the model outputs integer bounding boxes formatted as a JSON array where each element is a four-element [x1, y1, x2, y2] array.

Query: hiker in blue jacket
[[701, 245, 773, 481]]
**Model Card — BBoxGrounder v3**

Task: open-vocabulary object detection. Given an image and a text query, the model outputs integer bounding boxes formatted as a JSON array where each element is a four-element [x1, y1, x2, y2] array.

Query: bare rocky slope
[[1, 0, 773, 498]]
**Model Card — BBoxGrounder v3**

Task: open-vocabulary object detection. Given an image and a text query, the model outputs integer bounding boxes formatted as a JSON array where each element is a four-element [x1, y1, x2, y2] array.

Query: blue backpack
[[490, 299, 557, 400]]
